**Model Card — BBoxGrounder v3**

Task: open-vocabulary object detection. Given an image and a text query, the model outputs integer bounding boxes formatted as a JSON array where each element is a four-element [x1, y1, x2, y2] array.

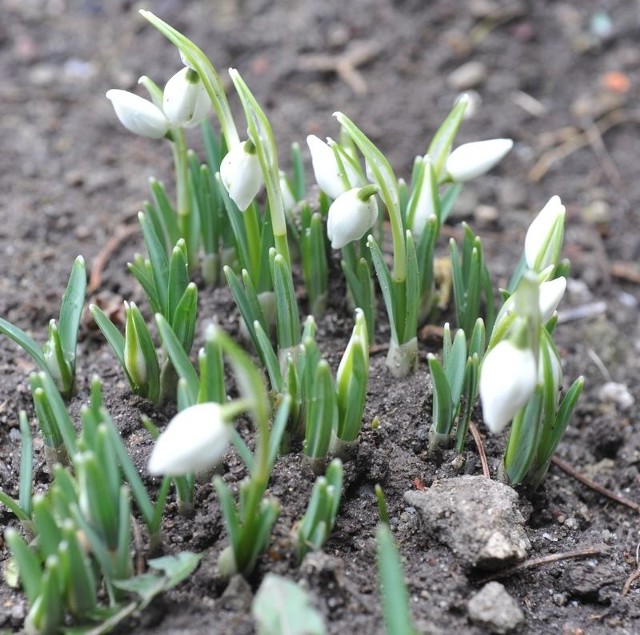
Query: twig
[[528, 109, 640, 183], [622, 543, 640, 596], [551, 455, 640, 514], [479, 546, 607, 582], [469, 421, 490, 478], [88, 223, 139, 294], [297, 41, 382, 95]]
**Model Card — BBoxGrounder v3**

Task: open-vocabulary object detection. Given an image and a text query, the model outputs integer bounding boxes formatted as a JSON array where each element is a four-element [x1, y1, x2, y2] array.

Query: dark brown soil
[[2, 1, 640, 633]]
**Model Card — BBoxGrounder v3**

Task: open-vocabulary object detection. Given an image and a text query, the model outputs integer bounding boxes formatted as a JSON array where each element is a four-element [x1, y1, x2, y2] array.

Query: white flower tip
[[148, 403, 231, 476]]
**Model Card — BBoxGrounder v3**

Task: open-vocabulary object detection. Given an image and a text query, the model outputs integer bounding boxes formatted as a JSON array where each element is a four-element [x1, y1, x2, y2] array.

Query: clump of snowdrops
[[0, 8, 585, 634]]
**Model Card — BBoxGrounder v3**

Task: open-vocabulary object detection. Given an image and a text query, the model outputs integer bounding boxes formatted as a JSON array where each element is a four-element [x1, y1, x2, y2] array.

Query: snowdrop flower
[[220, 140, 264, 211], [163, 67, 211, 128], [524, 195, 565, 272], [279, 170, 297, 217], [445, 138, 513, 182], [148, 402, 232, 476], [105, 89, 170, 139], [539, 276, 566, 323], [307, 135, 359, 200], [407, 155, 437, 237], [327, 185, 378, 249], [480, 338, 537, 434]]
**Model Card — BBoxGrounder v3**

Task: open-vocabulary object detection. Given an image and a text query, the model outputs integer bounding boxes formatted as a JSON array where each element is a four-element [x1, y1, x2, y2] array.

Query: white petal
[[446, 138, 513, 182], [163, 67, 210, 128], [480, 341, 537, 434], [220, 141, 264, 211], [106, 89, 169, 139], [148, 403, 232, 476], [327, 188, 378, 249], [539, 276, 566, 322], [524, 195, 565, 271], [307, 135, 347, 200]]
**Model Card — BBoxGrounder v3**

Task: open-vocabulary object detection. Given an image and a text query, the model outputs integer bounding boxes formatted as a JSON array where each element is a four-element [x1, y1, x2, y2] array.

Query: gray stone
[[404, 475, 530, 570], [468, 582, 524, 633], [447, 61, 488, 90]]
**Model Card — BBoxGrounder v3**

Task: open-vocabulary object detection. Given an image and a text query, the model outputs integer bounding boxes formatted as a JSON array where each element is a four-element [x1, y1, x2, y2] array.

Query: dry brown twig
[[479, 546, 608, 583], [528, 109, 640, 184], [469, 421, 490, 479], [622, 543, 640, 596], [88, 223, 139, 294], [551, 456, 640, 514], [298, 41, 383, 95]]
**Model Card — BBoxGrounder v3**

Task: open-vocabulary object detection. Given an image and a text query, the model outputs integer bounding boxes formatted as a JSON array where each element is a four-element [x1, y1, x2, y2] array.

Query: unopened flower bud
[[524, 195, 566, 272], [327, 185, 378, 249], [148, 402, 232, 476], [220, 140, 264, 211], [480, 338, 537, 434], [307, 135, 359, 200], [445, 138, 513, 182], [106, 89, 169, 139], [163, 67, 210, 128]]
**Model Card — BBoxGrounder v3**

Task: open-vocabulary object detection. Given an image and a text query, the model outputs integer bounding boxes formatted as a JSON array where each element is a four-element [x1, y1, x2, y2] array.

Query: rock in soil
[[404, 475, 530, 570], [467, 581, 524, 634]]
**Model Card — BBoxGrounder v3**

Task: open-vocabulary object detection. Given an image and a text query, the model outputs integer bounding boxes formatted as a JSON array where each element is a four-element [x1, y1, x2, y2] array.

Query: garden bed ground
[[2, 0, 640, 633]]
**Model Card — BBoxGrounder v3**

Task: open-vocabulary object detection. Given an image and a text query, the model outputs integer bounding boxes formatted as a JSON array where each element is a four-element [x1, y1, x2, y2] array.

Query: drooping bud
[[445, 138, 513, 182], [479, 337, 537, 434], [148, 402, 232, 476], [220, 140, 264, 211], [326, 185, 379, 249], [162, 67, 211, 128], [105, 89, 169, 139], [307, 135, 359, 200]]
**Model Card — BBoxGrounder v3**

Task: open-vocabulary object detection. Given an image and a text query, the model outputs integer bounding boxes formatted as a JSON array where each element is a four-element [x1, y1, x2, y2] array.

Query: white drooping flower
[[148, 403, 232, 476], [479, 339, 538, 434], [327, 186, 379, 250], [445, 138, 513, 182], [524, 195, 566, 272], [105, 89, 170, 139], [220, 140, 264, 211], [163, 67, 211, 128], [538, 276, 566, 323], [307, 135, 359, 200]]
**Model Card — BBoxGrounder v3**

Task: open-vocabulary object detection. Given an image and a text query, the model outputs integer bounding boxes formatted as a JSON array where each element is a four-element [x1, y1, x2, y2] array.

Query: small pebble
[[468, 582, 524, 634], [448, 61, 488, 90], [598, 382, 634, 411]]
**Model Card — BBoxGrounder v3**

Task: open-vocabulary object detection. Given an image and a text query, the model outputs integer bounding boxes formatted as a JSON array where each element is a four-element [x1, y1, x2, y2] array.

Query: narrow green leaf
[[156, 314, 199, 406], [252, 573, 326, 635], [58, 255, 86, 361], [376, 524, 415, 635], [428, 355, 453, 436]]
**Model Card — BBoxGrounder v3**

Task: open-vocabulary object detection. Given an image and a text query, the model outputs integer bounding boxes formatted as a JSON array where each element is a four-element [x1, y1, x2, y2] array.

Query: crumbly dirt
[[2, 1, 640, 633]]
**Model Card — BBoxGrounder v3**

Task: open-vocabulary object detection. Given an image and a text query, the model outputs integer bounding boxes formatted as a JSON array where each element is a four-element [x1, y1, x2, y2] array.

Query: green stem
[[139, 10, 240, 149], [171, 129, 194, 267]]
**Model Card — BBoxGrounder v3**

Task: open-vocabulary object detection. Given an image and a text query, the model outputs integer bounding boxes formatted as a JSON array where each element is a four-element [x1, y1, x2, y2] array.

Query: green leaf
[[58, 255, 86, 362], [270, 250, 301, 351], [90, 305, 126, 369], [376, 525, 416, 635], [0, 317, 48, 373], [252, 574, 326, 635], [138, 212, 170, 315], [304, 361, 337, 459], [428, 355, 453, 436], [156, 313, 199, 405], [5, 528, 42, 604], [149, 178, 181, 252], [427, 95, 468, 180]]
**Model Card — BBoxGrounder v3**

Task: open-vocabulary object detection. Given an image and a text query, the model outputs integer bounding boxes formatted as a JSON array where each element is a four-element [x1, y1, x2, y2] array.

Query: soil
[[2, 0, 640, 633]]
